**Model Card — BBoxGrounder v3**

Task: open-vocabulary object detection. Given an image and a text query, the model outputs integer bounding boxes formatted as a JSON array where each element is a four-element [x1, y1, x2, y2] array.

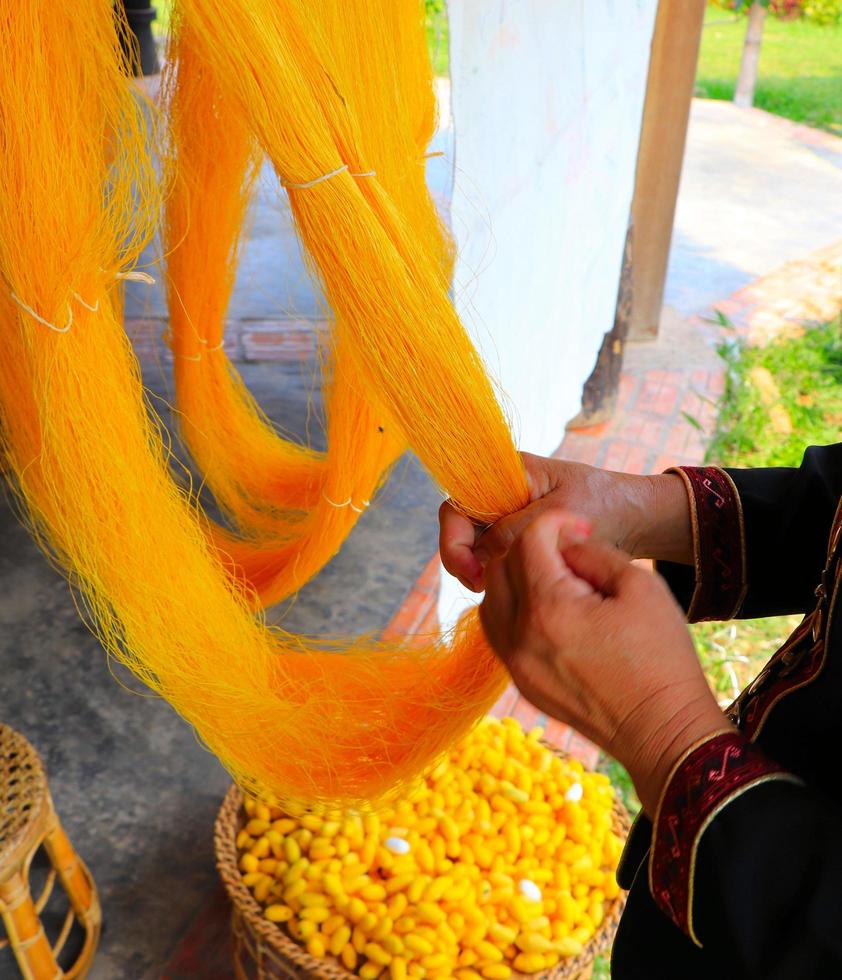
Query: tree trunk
[[734, 2, 767, 108]]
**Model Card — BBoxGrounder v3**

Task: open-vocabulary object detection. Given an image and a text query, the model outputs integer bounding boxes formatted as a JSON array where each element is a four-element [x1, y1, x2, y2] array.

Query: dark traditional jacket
[[611, 444, 842, 980]]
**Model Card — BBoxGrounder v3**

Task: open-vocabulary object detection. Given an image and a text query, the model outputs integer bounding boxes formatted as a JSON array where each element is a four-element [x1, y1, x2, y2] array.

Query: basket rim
[[214, 744, 630, 980]]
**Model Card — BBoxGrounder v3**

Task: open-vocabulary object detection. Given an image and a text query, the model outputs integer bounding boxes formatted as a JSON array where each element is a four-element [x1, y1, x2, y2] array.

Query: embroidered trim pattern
[[669, 466, 747, 622], [649, 731, 799, 946], [729, 494, 842, 740]]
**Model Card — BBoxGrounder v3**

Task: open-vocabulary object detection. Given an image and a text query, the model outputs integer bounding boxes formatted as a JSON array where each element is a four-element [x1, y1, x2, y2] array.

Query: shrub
[[802, 0, 842, 24], [709, 0, 842, 21]]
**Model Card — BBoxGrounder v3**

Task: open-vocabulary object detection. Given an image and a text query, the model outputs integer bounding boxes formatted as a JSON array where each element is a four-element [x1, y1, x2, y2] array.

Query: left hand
[[480, 510, 731, 814]]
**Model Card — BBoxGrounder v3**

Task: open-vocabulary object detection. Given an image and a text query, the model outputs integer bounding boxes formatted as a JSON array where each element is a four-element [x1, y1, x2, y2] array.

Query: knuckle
[[484, 521, 514, 556]]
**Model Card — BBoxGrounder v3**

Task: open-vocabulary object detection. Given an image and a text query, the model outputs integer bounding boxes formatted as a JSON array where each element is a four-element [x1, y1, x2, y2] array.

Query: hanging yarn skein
[[174, 0, 529, 520], [0, 0, 530, 808], [162, 5, 445, 605]]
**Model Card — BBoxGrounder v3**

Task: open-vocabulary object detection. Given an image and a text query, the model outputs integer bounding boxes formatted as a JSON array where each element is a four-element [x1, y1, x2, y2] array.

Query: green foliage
[[803, 0, 842, 24], [697, 8, 842, 133], [425, 0, 449, 76], [150, 0, 170, 34], [710, 0, 841, 19]]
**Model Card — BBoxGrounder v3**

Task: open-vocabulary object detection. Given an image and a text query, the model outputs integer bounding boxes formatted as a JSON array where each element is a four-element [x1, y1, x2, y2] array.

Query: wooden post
[[734, 2, 767, 108], [567, 225, 633, 429], [627, 0, 706, 341]]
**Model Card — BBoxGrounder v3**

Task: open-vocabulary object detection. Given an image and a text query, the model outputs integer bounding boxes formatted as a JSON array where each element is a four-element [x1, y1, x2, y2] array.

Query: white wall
[[440, 0, 658, 627]]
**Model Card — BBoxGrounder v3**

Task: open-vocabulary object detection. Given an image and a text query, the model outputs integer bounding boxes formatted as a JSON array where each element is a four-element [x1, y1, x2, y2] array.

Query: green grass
[[598, 756, 640, 820], [691, 316, 842, 695], [692, 615, 801, 705], [707, 316, 842, 469], [697, 8, 842, 133], [593, 953, 611, 979]]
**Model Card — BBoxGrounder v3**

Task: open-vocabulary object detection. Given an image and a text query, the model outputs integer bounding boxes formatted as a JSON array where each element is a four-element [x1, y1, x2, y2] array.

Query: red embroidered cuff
[[649, 730, 796, 946], [669, 466, 747, 622]]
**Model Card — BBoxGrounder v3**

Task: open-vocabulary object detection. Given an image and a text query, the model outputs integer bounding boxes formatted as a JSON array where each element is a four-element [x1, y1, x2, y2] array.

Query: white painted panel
[[440, 0, 658, 628]]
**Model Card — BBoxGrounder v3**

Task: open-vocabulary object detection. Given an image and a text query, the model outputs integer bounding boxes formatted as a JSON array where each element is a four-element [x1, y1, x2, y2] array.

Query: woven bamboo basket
[[215, 746, 630, 980]]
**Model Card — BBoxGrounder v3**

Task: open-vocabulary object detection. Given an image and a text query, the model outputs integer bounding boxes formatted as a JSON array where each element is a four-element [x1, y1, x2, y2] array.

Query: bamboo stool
[[0, 724, 100, 979]]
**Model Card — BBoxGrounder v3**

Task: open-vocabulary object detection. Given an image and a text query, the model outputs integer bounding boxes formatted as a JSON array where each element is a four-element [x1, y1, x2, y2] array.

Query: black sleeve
[[726, 443, 842, 617], [693, 780, 842, 978], [644, 731, 842, 979], [657, 445, 842, 622]]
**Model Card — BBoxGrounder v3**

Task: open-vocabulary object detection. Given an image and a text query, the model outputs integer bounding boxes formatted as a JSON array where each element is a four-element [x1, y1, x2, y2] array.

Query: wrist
[[627, 695, 733, 816], [620, 473, 693, 564]]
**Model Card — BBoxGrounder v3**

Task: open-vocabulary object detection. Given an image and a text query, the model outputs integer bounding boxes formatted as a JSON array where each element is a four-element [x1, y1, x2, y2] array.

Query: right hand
[[478, 509, 728, 814], [439, 453, 692, 592]]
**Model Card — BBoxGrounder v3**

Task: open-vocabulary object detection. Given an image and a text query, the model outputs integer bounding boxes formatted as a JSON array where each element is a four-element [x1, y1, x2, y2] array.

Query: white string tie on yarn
[[73, 292, 99, 313], [116, 269, 156, 284], [10, 292, 73, 334], [322, 492, 371, 514], [174, 337, 225, 361], [282, 164, 376, 190], [11, 268, 156, 334]]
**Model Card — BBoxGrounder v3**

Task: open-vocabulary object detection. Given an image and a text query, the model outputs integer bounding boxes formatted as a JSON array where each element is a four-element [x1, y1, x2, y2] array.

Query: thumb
[[474, 497, 571, 565], [505, 510, 595, 602], [561, 539, 639, 597]]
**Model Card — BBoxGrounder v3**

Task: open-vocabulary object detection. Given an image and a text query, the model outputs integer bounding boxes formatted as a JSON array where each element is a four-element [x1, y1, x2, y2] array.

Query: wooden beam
[[628, 0, 706, 340]]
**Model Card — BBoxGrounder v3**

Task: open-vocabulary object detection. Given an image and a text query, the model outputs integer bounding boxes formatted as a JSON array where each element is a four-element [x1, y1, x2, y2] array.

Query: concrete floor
[[665, 100, 842, 316], [2, 97, 842, 978]]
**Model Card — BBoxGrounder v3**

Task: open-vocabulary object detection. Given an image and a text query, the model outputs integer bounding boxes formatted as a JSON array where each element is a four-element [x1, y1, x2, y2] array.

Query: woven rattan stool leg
[[1, 727, 101, 980], [43, 822, 95, 922], [0, 870, 61, 980], [42, 821, 100, 979]]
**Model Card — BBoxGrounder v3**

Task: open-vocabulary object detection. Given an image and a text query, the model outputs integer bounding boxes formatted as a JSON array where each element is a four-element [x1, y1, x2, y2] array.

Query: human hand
[[439, 453, 692, 593], [480, 510, 730, 815]]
